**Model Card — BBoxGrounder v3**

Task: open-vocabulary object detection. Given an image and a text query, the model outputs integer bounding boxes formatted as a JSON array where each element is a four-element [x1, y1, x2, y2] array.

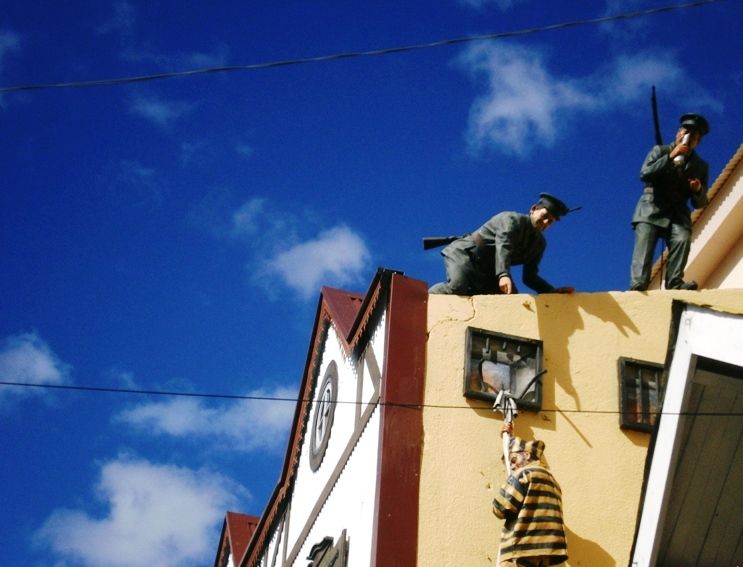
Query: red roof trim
[[226, 512, 259, 565], [371, 273, 428, 565], [214, 512, 259, 567], [239, 269, 425, 567]]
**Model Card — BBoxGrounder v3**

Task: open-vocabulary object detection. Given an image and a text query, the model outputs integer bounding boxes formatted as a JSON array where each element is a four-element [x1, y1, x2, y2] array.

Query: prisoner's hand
[[499, 275, 513, 294], [501, 422, 513, 438]]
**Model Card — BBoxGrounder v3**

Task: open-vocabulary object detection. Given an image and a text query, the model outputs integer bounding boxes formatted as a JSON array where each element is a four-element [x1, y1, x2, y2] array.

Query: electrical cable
[[0, 0, 730, 94], [1, 380, 741, 416]]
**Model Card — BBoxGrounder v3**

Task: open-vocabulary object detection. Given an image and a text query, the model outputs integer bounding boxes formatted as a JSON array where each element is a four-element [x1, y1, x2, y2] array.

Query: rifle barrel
[[422, 235, 461, 250]]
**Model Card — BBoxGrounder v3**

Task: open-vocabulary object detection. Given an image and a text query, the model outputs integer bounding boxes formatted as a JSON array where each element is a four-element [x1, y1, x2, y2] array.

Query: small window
[[618, 357, 665, 432], [464, 327, 544, 410]]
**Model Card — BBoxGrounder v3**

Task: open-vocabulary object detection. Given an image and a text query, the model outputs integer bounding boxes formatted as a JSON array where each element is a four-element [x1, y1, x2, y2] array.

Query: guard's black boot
[[677, 280, 699, 290]]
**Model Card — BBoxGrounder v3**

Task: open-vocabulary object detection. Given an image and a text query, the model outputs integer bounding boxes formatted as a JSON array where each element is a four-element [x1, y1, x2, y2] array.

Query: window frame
[[618, 356, 665, 432], [463, 327, 544, 411]]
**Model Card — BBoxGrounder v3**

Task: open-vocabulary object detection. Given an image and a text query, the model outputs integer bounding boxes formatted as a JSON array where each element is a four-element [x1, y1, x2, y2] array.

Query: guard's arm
[[493, 216, 517, 284], [522, 250, 555, 294], [689, 159, 709, 209], [639, 144, 671, 183]]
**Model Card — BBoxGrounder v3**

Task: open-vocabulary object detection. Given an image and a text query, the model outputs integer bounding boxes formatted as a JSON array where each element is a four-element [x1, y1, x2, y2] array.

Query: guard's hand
[[554, 286, 575, 294], [670, 139, 690, 159], [689, 178, 702, 193], [501, 423, 513, 437], [499, 275, 513, 294]]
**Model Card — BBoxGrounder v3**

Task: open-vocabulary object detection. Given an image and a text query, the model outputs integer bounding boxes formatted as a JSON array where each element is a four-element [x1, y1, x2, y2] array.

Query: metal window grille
[[464, 327, 544, 411]]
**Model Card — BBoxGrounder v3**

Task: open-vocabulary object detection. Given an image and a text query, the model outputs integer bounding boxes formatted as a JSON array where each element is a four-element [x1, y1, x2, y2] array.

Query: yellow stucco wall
[[418, 289, 743, 567]]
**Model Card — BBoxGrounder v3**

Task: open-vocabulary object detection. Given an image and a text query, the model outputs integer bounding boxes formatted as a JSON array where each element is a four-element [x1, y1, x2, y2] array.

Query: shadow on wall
[[534, 292, 641, 412], [565, 525, 616, 567]]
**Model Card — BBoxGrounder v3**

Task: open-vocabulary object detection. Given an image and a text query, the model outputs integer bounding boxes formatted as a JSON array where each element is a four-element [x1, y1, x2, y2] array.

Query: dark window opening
[[618, 357, 665, 432]]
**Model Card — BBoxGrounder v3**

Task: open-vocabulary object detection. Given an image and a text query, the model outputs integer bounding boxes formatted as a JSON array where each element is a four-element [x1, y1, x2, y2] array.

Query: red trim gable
[[214, 512, 259, 567], [238, 269, 428, 567], [226, 512, 259, 565], [320, 285, 364, 340]]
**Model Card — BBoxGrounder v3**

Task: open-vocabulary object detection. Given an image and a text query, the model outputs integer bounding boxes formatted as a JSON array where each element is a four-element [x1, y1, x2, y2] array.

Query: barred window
[[464, 328, 543, 411], [618, 357, 665, 432]]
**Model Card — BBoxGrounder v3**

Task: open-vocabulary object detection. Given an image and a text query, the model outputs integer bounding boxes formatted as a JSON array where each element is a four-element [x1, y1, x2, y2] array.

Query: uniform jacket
[[492, 461, 568, 565], [442, 211, 554, 293], [632, 143, 709, 229]]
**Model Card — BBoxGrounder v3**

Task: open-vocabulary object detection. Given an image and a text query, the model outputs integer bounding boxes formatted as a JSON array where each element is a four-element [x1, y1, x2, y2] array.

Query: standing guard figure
[[629, 113, 710, 291], [428, 193, 576, 295]]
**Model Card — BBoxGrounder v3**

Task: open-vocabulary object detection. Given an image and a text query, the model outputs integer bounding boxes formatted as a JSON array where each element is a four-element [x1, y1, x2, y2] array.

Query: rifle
[[651, 85, 663, 146], [422, 235, 464, 250]]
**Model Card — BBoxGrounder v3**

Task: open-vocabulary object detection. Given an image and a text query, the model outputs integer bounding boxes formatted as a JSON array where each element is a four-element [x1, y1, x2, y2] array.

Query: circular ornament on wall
[[310, 360, 338, 471]]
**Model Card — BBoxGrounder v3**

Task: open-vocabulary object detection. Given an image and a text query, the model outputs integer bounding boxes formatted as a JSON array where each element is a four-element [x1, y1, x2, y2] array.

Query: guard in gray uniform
[[629, 113, 710, 291], [429, 193, 575, 295]]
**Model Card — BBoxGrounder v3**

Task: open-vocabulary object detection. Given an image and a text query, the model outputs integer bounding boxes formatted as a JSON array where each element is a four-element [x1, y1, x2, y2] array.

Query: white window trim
[[632, 305, 743, 567]]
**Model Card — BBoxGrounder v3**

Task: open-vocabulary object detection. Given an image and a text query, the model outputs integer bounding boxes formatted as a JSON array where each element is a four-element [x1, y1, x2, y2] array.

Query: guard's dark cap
[[680, 113, 710, 136], [537, 192, 571, 219]]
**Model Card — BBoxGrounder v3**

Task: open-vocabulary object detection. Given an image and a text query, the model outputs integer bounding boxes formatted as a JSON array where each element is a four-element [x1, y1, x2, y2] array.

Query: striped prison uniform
[[492, 461, 568, 566]]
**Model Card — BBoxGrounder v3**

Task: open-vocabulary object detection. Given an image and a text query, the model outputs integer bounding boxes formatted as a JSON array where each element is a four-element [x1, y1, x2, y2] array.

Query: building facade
[[223, 143, 743, 567], [422, 289, 743, 566], [223, 268, 742, 567], [234, 270, 427, 567]]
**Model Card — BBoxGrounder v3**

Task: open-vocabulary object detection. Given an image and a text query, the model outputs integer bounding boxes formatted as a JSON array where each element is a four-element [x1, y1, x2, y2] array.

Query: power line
[[0, 0, 729, 94], [2, 380, 741, 417]]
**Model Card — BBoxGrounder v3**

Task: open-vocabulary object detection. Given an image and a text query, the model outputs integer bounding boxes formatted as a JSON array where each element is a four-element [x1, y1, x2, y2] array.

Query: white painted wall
[[259, 311, 387, 566]]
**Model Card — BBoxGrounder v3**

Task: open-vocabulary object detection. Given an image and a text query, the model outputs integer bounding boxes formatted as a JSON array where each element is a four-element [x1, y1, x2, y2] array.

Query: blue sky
[[1, 1, 741, 565]]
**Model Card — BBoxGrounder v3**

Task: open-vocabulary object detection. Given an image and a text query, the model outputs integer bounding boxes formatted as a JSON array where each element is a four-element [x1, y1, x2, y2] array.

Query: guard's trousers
[[630, 221, 691, 291]]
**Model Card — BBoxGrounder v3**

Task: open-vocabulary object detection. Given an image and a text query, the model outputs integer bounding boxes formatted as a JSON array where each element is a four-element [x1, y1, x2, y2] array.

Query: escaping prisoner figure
[[428, 193, 576, 295], [629, 113, 710, 291], [493, 426, 568, 567]]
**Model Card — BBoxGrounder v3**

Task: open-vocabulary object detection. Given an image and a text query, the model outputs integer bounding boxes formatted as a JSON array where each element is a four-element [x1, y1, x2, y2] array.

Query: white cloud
[[97, 1, 137, 36], [103, 367, 139, 389], [599, 53, 722, 113], [264, 225, 371, 299], [0, 29, 21, 107], [231, 197, 267, 236], [111, 159, 163, 208], [35, 457, 247, 567], [599, 0, 652, 42], [122, 45, 229, 70], [458, 43, 720, 156], [188, 194, 372, 299], [458, 0, 526, 10], [182, 48, 229, 69], [603, 53, 682, 99], [235, 143, 255, 159], [116, 385, 296, 452], [98, 1, 228, 70], [0, 29, 21, 72], [0, 332, 71, 408], [188, 194, 279, 239], [461, 43, 593, 156], [129, 95, 194, 127]]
